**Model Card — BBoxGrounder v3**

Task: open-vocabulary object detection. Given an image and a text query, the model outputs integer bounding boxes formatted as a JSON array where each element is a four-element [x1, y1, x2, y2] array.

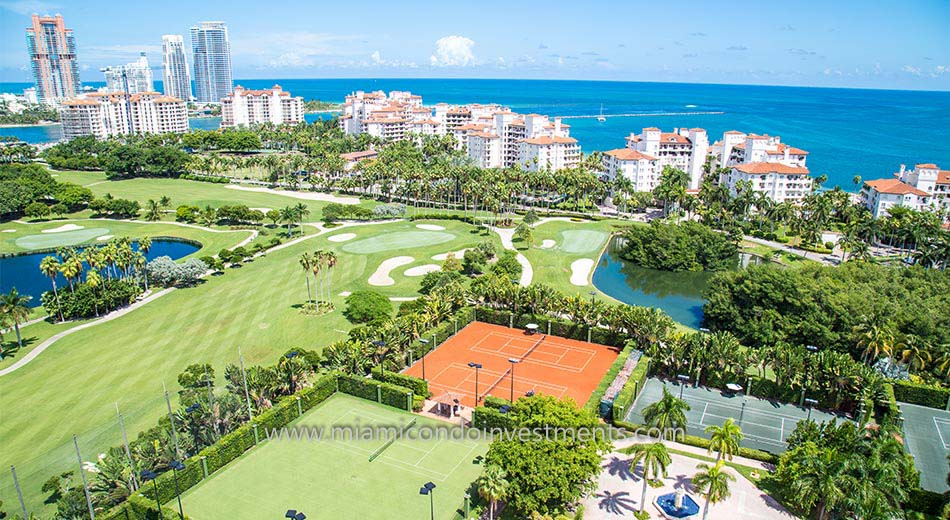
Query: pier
[[557, 111, 725, 119]]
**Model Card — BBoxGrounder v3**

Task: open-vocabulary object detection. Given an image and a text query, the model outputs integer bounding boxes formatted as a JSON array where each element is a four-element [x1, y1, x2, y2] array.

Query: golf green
[[15, 228, 111, 249], [559, 230, 608, 254], [341, 231, 456, 254]]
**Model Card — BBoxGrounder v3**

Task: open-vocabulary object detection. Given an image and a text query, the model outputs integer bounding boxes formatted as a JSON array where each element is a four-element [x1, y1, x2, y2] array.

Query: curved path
[[488, 225, 533, 286]]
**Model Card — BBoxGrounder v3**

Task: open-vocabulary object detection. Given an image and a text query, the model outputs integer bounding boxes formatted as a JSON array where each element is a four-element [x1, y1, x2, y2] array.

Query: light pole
[[285, 510, 306, 520], [676, 374, 690, 400], [468, 362, 482, 403], [169, 461, 185, 519], [140, 470, 163, 519], [419, 481, 436, 520], [804, 398, 818, 422], [508, 358, 520, 403], [285, 351, 299, 394], [801, 345, 819, 406], [418, 339, 429, 380]]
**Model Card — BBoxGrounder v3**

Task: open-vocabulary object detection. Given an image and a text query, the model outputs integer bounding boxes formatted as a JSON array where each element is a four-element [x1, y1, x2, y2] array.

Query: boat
[[597, 104, 606, 122]]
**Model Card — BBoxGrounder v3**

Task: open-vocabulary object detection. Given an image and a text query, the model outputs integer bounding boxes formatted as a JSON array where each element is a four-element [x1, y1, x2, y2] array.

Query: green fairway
[[341, 230, 457, 254], [521, 219, 621, 293], [559, 229, 609, 253], [180, 394, 488, 520], [0, 219, 497, 514], [14, 227, 111, 249]]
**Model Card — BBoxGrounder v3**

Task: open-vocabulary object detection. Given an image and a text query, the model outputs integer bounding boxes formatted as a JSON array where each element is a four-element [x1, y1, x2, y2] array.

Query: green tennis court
[[180, 394, 488, 519], [624, 378, 848, 454], [899, 402, 950, 493]]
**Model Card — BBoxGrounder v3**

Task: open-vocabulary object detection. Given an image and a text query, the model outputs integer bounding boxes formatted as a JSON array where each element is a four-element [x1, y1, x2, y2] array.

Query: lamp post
[[140, 470, 163, 519], [676, 374, 690, 400], [419, 481, 436, 520], [169, 461, 185, 519], [285, 510, 306, 520], [468, 362, 482, 403], [418, 338, 429, 380], [804, 398, 818, 422], [508, 358, 520, 403], [285, 351, 299, 394]]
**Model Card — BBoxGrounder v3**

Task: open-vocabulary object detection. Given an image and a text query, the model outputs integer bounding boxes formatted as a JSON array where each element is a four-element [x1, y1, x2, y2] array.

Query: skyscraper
[[26, 14, 81, 105], [103, 52, 153, 94], [190, 21, 233, 103], [161, 35, 193, 102]]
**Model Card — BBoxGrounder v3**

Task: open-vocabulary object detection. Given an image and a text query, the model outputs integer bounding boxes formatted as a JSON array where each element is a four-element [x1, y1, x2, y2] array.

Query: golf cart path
[[488, 225, 532, 286]]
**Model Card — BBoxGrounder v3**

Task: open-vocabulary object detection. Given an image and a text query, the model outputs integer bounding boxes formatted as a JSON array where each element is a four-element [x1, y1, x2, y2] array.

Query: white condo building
[[103, 53, 153, 95], [720, 162, 812, 204], [60, 91, 188, 139], [709, 131, 812, 204], [338, 90, 580, 171], [221, 85, 304, 127], [161, 35, 193, 102], [601, 127, 708, 191], [191, 21, 233, 103], [860, 163, 950, 219]]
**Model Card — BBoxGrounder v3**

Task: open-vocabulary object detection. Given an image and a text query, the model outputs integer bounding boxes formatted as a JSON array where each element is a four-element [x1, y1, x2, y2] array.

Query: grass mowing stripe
[[368, 418, 417, 462]]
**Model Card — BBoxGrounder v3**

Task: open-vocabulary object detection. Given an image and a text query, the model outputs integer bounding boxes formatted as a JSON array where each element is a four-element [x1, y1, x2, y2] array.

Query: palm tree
[[627, 442, 671, 513], [476, 464, 509, 520], [39, 255, 64, 322], [790, 448, 849, 520], [705, 419, 743, 462], [691, 461, 736, 520], [900, 334, 932, 373], [299, 252, 314, 303], [0, 288, 32, 353], [642, 386, 690, 440], [144, 199, 162, 221]]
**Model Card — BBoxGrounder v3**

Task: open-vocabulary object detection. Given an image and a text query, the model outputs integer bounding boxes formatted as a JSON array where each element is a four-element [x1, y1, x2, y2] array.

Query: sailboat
[[597, 104, 606, 122]]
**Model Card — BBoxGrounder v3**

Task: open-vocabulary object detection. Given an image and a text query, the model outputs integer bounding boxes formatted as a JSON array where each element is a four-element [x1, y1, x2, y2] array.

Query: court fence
[[473, 307, 630, 348]]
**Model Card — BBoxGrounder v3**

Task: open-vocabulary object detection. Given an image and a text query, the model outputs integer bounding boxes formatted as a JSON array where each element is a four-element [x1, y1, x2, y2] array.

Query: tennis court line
[[934, 417, 950, 450], [469, 332, 598, 373], [679, 392, 812, 423]]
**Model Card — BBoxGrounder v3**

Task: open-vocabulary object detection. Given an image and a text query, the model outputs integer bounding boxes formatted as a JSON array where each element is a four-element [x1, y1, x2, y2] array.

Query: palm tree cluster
[[853, 313, 950, 382], [0, 287, 32, 358], [298, 250, 338, 305]]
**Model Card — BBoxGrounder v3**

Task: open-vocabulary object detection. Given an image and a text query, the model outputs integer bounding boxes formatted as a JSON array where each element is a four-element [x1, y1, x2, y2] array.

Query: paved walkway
[[742, 235, 836, 266], [582, 446, 792, 520], [488, 225, 533, 286]]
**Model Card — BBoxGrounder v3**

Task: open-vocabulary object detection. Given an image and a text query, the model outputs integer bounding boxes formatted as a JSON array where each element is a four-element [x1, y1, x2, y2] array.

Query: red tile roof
[[937, 171, 950, 185], [865, 178, 929, 196], [916, 163, 938, 169], [734, 162, 810, 175], [605, 148, 658, 161], [522, 136, 577, 145]]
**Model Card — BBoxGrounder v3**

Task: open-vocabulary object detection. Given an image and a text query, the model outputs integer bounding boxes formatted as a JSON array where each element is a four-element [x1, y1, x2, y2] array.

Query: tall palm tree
[[476, 464, 509, 520], [39, 255, 64, 322], [691, 461, 736, 520], [705, 419, 743, 462], [642, 386, 690, 440], [790, 448, 849, 520], [144, 199, 162, 221], [627, 442, 671, 513], [0, 288, 32, 353], [299, 252, 314, 303]]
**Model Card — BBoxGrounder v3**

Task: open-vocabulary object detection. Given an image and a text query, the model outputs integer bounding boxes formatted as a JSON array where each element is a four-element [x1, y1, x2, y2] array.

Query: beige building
[[221, 85, 304, 127], [60, 91, 188, 139]]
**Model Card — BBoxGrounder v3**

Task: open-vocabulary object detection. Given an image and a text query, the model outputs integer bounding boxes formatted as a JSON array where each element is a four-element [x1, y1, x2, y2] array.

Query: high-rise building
[[190, 21, 233, 103], [161, 35, 192, 102], [26, 14, 81, 105], [221, 85, 304, 127], [60, 92, 188, 139], [103, 53, 153, 94]]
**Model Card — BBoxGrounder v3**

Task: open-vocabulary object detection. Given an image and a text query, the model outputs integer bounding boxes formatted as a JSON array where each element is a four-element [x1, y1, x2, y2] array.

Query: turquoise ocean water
[[2, 79, 948, 190]]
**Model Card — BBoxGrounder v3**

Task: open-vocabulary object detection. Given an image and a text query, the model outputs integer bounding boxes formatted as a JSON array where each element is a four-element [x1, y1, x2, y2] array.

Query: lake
[[1, 239, 200, 306], [592, 236, 761, 328]]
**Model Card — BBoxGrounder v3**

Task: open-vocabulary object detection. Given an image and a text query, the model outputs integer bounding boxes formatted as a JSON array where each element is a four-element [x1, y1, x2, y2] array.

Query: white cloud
[[429, 36, 476, 67], [930, 65, 947, 77], [368, 50, 417, 68], [902, 65, 921, 76], [496, 57, 507, 68], [0, 0, 59, 15], [233, 31, 364, 69]]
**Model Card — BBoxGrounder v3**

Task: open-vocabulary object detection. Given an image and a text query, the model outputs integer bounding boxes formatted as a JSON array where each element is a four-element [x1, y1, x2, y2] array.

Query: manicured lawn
[[180, 393, 488, 520], [520, 218, 625, 294], [0, 219, 498, 514]]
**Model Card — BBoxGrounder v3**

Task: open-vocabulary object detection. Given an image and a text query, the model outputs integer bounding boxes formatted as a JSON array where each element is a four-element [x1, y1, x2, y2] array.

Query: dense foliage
[[146, 256, 207, 287], [41, 278, 142, 320], [0, 101, 59, 124], [620, 220, 739, 272], [0, 162, 92, 217], [343, 290, 393, 323]]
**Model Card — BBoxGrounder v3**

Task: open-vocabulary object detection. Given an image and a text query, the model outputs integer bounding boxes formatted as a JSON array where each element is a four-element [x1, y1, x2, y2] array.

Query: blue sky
[[1, 0, 948, 90]]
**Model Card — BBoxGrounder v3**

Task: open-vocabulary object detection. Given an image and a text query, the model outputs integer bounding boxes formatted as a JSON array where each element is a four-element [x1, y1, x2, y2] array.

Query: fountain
[[654, 488, 701, 519]]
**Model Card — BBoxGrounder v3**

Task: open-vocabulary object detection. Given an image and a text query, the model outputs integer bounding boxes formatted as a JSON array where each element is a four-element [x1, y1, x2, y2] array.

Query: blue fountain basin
[[654, 492, 701, 519]]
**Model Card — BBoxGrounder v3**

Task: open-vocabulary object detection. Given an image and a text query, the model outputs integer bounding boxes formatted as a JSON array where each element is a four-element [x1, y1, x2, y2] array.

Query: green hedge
[[483, 395, 510, 409], [472, 406, 515, 430], [372, 366, 429, 397], [880, 383, 901, 428], [893, 380, 950, 410], [611, 356, 651, 422], [905, 487, 948, 516], [583, 343, 635, 414], [338, 373, 413, 411], [100, 492, 188, 519]]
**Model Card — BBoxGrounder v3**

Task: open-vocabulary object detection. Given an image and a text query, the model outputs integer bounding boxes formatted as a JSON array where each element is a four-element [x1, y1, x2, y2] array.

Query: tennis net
[[368, 418, 417, 462]]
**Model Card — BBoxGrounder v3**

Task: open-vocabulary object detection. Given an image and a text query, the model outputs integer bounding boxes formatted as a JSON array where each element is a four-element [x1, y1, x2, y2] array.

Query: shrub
[[893, 380, 950, 409], [338, 373, 413, 411], [24, 201, 50, 218], [343, 290, 392, 323], [372, 366, 429, 397], [491, 250, 522, 280], [419, 270, 464, 294], [462, 248, 487, 274], [372, 203, 406, 217], [611, 356, 650, 422], [146, 256, 207, 287], [41, 278, 142, 320]]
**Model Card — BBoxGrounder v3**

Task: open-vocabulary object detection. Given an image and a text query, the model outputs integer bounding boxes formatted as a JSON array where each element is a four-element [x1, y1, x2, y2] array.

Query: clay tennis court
[[403, 321, 621, 408]]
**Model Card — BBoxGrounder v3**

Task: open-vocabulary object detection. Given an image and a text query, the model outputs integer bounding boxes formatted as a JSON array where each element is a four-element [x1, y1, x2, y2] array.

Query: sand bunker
[[42, 224, 84, 233], [431, 248, 469, 261], [338, 291, 352, 297], [570, 259, 595, 286], [327, 233, 357, 243], [225, 185, 360, 205], [539, 239, 556, 249], [1, 229, 15, 233], [404, 264, 441, 277], [96, 235, 115, 241], [415, 224, 446, 231], [368, 256, 415, 286]]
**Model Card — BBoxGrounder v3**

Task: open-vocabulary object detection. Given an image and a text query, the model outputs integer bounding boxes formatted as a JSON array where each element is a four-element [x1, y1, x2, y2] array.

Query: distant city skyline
[[1, 0, 948, 91]]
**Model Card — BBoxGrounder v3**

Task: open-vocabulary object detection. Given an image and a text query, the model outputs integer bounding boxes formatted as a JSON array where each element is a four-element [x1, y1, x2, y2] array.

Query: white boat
[[597, 104, 606, 122]]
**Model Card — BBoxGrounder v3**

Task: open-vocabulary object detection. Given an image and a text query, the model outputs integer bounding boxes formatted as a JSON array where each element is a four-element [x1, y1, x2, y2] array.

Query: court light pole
[[285, 510, 306, 520], [468, 362, 482, 403], [420, 481, 436, 520], [140, 470, 162, 519], [509, 358, 521, 403], [804, 398, 818, 422], [169, 460, 185, 519], [419, 339, 430, 380], [676, 374, 690, 401]]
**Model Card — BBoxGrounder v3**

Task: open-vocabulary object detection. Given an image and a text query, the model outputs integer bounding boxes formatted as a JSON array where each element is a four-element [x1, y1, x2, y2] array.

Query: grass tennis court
[[404, 321, 620, 408], [899, 402, 950, 493], [180, 394, 488, 520], [624, 378, 847, 454]]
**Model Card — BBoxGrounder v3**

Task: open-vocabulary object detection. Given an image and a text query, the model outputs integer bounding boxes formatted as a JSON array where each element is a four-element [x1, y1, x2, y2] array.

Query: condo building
[[103, 52, 153, 95], [60, 92, 188, 140], [601, 127, 708, 192], [161, 35, 193, 102], [708, 130, 813, 204], [26, 14, 81, 105], [220, 85, 304, 127], [191, 21, 233, 103], [860, 163, 950, 219], [339, 90, 580, 171]]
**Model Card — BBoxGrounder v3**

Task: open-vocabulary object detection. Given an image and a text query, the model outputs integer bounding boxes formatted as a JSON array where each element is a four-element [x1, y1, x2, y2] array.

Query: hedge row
[[880, 383, 901, 429], [338, 373, 414, 411], [483, 395, 510, 409], [472, 405, 515, 430], [372, 366, 429, 397], [612, 419, 779, 465], [582, 343, 636, 415], [906, 487, 948, 516], [893, 380, 950, 410], [180, 173, 230, 183], [611, 356, 651, 422]]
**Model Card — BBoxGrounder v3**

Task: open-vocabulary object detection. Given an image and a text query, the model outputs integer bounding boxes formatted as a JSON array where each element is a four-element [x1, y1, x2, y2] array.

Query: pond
[[592, 236, 762, 328], [1, 239, 201, 306]]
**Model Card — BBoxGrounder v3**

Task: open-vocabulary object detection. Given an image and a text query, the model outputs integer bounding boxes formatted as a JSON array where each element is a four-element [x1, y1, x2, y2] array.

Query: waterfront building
[[26, 14, 81, 105], [721, 162, 812, 204], [103, 53, 153, 94], [23, 88, 38, 104], [60, 92, 188, 139], [339, 90, 580, 171], [190, 21, 233, 103], [600, 127, 707, 191], [161, 35, 193, 102], [221, 85, 304, 127], [860, 163, 950, 219], [601, 148, 661, 192], [712, 131, 808, 170]]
